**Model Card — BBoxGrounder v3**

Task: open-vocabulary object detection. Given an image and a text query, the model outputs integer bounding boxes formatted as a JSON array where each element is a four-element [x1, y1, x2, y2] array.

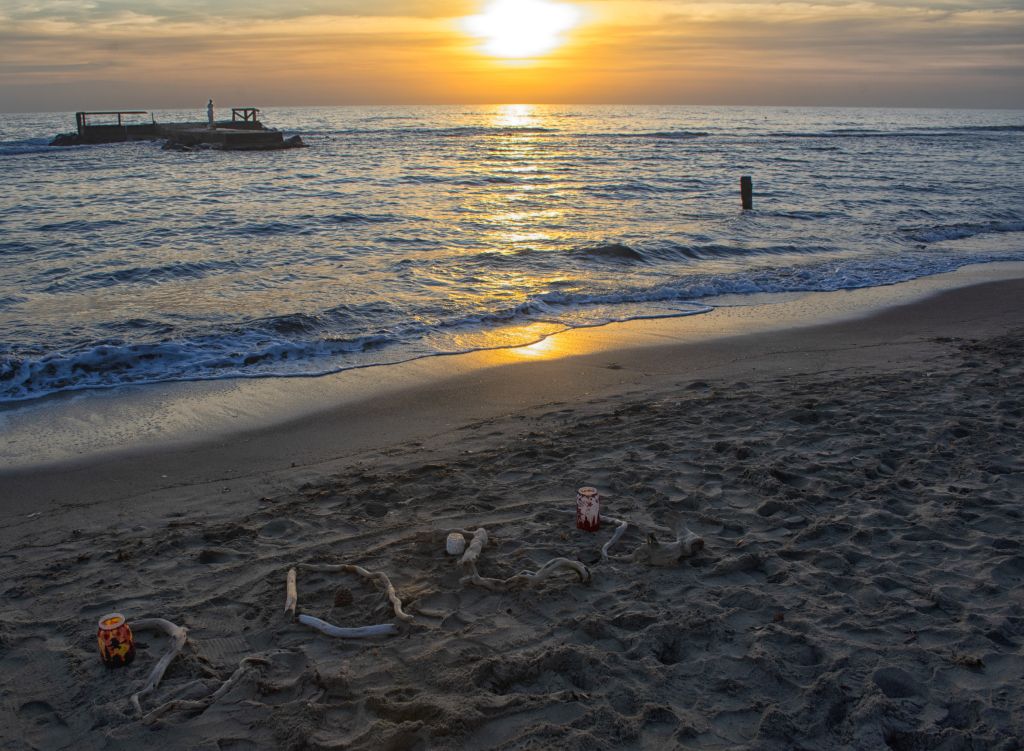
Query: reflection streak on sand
[[512, 333, 561, 359]]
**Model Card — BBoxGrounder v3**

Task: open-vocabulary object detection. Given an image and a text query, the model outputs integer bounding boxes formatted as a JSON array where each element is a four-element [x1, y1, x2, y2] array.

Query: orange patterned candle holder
[[97, 613, 135, 668]]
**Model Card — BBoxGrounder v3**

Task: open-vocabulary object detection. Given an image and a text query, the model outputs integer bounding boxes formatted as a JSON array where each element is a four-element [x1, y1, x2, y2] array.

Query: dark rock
[[49, 133, 80, 146]]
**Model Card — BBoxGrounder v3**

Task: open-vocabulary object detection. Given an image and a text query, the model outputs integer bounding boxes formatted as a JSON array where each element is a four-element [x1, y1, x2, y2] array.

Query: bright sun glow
[[464, 0, 582, 59]]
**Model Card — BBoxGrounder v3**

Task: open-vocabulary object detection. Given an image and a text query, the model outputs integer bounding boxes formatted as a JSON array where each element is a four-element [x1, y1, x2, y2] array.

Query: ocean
[[1, 105, 1022, 405]]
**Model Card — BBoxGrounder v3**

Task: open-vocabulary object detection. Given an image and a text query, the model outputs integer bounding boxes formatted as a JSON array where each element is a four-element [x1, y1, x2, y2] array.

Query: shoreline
[[1, 260, 1023, 518], [1, 261, 1021, 749]]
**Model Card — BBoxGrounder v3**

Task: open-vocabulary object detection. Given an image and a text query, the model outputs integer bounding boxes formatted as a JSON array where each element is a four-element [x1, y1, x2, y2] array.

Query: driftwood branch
[[297, 614, 399, 639], [285, 568, 297, 616], [129, 618, 188, 717], [457, 528, 489, 567], [563, 510, 674, 561], [141, 655, 268, 723], [463, 557, 591, 591], [601, 516, 629, 560], [628, 529, 704, 566], [455, 527, 590, 591], [562, 510, 700, 565], [410, 605, 449, 619], [338, 564, 415, 623]]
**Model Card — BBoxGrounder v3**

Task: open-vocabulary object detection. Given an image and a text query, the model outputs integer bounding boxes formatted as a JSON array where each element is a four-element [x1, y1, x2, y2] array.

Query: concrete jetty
[[50, 108, 304, 151]]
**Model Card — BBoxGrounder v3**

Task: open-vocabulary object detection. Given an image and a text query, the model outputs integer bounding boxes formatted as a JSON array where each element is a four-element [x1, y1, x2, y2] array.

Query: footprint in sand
[[259, 518, 303, 538], [18, 700, 73, 747]]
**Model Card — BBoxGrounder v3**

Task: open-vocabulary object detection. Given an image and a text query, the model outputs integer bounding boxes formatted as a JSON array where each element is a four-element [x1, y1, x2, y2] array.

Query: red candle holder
[[576, 487, 601, 532], [97, 613, 135, 668]]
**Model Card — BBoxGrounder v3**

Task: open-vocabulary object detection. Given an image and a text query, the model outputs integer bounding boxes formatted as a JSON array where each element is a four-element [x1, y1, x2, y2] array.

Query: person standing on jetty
[[207, 99, 215, 129]]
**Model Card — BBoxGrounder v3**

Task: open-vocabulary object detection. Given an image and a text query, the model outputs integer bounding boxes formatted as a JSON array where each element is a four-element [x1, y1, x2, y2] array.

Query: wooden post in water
[[740, 176, 753, 210]]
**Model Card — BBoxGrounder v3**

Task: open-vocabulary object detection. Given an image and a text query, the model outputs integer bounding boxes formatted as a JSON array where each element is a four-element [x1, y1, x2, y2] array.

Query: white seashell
[[446, 532, 467, 556]]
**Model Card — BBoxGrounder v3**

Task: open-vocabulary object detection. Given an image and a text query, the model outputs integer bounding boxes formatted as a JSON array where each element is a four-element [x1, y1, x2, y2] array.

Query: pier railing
[[232, 108, 260, 124], [76, 111, 151, 135]]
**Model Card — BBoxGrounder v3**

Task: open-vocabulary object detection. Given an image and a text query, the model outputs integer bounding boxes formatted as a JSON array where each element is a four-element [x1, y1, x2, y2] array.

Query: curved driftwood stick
[[129, 618, 188, 716], [563, 510, 673, 561], [285, 568, 297, 616], [601, 516, 629, 561], [338, 564, 415, 624], [454, 527, 589, 591], [298, 614, 399, 639], [410, 605, 449, 619], [628, 529, 704, 567], [462, 557, 591, 591], [142, 655, 269, 723]]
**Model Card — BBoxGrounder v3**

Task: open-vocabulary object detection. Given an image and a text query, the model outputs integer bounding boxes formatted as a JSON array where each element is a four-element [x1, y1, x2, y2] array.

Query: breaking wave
[[5, 245, 1024, 404]]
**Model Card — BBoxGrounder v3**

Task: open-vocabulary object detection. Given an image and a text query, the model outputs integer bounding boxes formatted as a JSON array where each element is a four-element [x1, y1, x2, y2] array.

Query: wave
[[394, 173, 546, 187], [572, 243, 646, 263], [335, 125, 558, 138], [41, 259, 245, 293], [567, 241, 836, 266], [34, 219, 129, 233], [221, 212, 402, 236], [603, 131, 710, 140], [327, 124, 1017, 141], [0, 295, 28, 310], [924, 124, 1024, 133], [316, 212, 402, 225], [224, 220, 312, 237], [0, 241, 38, 256], [7, 246, 1024, 404], [359, 115, 421, 122], [582, 181, 663, 196], [770, 125, 1023, 139], [904, 220, 1024, 244], [0, 332, 394, 403], [0, 138, 62, 156]]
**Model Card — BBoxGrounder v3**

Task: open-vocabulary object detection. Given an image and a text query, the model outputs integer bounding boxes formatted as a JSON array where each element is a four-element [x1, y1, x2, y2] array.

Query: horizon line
[[4, 102, 1024, 116]]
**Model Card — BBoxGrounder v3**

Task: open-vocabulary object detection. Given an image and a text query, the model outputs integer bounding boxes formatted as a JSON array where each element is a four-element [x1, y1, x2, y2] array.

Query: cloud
[[0, 0, 1021, 110], [0, 0, 474, 24]]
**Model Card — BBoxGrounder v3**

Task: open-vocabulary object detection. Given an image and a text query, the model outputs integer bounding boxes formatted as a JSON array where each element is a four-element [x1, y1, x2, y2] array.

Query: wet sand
[[1, 272, 1022, 749]]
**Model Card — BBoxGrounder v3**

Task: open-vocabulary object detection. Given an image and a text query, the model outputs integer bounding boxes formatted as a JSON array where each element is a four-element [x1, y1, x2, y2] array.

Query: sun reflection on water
[[434, 106, 583, 356], [492, 104, 538, 128], [464, 105, 573, 258]]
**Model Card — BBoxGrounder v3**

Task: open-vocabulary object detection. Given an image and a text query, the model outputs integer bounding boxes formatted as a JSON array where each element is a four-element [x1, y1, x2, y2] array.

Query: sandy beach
[[1, 272, 1023, 750]]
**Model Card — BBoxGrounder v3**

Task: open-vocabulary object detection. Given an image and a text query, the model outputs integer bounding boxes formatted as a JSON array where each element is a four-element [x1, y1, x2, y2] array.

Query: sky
[[0, 0, 1022, 112]]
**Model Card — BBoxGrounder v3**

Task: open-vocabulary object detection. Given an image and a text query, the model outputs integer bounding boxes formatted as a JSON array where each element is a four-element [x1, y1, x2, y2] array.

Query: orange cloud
[[1, 0, 1021, 110]]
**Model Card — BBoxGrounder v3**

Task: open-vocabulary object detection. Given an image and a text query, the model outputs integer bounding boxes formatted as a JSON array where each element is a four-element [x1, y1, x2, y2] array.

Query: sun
[[464, 0, 582, 59]]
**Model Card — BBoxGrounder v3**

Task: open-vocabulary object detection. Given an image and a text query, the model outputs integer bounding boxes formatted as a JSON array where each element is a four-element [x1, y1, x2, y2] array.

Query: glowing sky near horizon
[[0, 0, 1021, 111]]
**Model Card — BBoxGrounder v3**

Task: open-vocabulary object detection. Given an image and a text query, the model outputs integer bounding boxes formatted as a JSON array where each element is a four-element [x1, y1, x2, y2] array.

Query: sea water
[[1, 105, 1022, 404]]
